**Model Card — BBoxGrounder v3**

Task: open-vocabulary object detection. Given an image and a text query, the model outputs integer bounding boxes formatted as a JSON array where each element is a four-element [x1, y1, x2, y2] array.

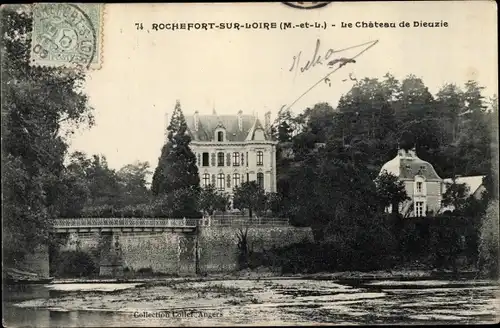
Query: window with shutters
[[226, 153, 231, 166], [217, 152, 225, 167]]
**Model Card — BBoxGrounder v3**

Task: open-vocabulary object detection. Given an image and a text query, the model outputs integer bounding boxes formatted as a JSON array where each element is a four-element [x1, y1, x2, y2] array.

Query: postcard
[[2, 1, 499, 327]]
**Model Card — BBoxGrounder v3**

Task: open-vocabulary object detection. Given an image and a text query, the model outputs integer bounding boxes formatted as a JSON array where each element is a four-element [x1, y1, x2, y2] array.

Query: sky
[[66, 1, 498, 173]]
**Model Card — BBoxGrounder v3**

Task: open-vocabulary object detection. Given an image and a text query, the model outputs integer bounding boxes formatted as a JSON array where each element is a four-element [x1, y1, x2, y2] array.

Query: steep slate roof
[[185, 113, 259, 142], [379, 148, 442, 181], [443, 176, 485, 196]]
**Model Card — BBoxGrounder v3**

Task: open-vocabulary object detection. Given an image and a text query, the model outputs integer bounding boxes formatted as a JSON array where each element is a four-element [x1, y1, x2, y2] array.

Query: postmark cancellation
[[30, 3, 103, 70]]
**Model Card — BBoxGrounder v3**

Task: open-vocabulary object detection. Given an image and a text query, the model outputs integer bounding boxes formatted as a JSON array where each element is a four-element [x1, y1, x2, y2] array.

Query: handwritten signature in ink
[[284, 39, 378, 110]]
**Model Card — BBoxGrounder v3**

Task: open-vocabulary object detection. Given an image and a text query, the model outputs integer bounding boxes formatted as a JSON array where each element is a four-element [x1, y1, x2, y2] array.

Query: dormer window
[[214, 122, 226, 142], [254, 128, 265, 141]]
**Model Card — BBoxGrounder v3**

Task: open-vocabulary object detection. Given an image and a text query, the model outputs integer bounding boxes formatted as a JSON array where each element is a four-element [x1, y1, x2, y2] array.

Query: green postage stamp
[[30, 3, 103, 70]]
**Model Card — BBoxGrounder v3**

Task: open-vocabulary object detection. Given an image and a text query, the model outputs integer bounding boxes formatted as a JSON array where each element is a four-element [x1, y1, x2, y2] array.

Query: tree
[[442, 179, 471, 213], [117, 161, 151, 205], [57, 168, 91, 217], [265, 192, 283, 217], [287, 142, 379, 241], [233, 181, 267, 218], [375, 171, 410, 213], [151, 100, 200, 196], [151, 101, 200, 217], [2, 7, 94, 266], [165, 99, 188, 139], [199, 185, 230, 216], [86, 155, 122, 207], [272, 106, 295, 142], [478, 201, 499, 278], [295, 102, 336, 143], [152, 187, 201, 218]]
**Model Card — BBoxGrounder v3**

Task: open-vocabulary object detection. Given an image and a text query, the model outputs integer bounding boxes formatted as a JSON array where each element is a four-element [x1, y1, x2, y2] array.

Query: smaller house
[[378, 147, 443, 217]]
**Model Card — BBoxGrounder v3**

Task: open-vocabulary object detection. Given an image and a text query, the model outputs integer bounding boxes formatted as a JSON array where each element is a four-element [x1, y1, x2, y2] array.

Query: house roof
[[443, 175, 485, 196], [379, 148, 442, 181], [245, 117, 268, 141], [185, 113, 261, 142]]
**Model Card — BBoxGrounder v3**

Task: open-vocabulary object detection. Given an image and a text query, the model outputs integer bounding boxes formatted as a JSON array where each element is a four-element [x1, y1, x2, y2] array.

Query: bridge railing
[[53, 218, 198, 228], [53, 217, 290, 228], [202, 216, 290, 227]]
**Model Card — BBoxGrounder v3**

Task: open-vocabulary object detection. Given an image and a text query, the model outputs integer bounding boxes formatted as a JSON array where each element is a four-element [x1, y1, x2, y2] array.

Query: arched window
[[233, 173, 240, 188], [202, 173, 210, 187], [217, 131, 224, 142], [257, 172, 264, 189], [217, 152, 225, 167], [217, 173, 225, 190]]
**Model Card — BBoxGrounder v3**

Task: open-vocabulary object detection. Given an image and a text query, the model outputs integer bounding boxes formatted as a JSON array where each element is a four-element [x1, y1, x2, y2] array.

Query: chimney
[[265, 111, 271, 131], [408, 145, 417, 158], [194, 111, 199, 131], [238, 110, 243, 131]]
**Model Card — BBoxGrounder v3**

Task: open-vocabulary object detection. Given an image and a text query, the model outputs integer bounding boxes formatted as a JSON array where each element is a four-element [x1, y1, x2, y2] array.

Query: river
[[3, 278, 499, 327]]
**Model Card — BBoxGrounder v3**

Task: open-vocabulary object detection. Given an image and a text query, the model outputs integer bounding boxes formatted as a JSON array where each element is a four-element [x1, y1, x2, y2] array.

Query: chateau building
[[379, 147, 444, 217], [181, 110, 278, 201]]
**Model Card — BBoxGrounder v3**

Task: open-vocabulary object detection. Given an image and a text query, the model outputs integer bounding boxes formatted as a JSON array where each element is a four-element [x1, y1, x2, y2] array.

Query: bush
[[478, 201, 499, 278], [263, 213, 480, 274], [137, 267, 154, 275], [53, 250, 98, 277]]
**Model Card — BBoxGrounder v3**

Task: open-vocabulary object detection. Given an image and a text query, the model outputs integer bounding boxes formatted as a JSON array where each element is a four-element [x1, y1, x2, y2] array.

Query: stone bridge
[[30, 217, 313, 278]]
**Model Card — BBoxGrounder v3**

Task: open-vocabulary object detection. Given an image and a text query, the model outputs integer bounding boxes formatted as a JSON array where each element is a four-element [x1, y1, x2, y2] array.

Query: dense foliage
[[2, 7, 94, 266], [3, 5, 496, 276], [199, 185, 230, 216], [249, 215, 481, 274], [232, 181, 267, 218]]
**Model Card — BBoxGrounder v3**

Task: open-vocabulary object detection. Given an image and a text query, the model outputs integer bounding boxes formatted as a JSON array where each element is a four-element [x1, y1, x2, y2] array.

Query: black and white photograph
[[2, 1, 499, 326]]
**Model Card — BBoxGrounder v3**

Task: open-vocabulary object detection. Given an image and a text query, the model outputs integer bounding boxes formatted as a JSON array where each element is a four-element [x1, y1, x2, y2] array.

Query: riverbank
[[50, 268, 482, 285]]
